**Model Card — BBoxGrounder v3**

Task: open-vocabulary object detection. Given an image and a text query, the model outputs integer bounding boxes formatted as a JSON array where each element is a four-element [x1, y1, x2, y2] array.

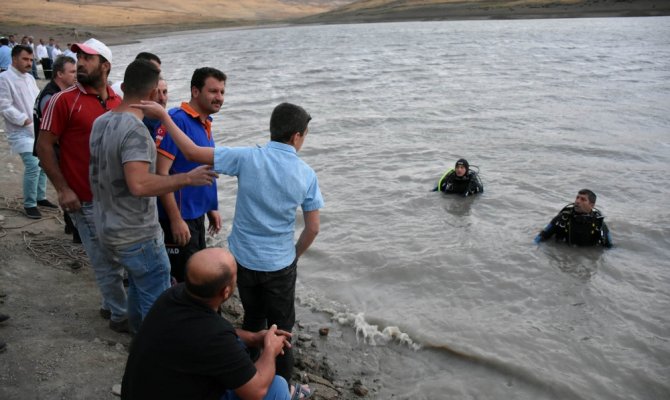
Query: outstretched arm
[[124, 162, 217, 197], [131, 100, 215, 165]]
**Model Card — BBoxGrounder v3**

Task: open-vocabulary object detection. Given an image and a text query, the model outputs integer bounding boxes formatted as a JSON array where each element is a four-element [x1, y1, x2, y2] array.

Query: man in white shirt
[[35, 39, 51, 79], [52, 44, 63, 59], [0, 45, 56, 218]]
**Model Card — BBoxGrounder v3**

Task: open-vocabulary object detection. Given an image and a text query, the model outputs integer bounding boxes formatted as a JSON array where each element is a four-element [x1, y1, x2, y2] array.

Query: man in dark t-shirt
[[121, 248, 295, 400]]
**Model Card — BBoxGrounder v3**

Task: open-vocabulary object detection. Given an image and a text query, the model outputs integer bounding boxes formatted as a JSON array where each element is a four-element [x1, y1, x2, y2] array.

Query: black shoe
[[24, 207, 42, 219], [0, 313, 9, 323], [37, 199, 59, 209], [73, 229, 82, 244], [109, 319, 130, 333], [99, 309, 111, 320]]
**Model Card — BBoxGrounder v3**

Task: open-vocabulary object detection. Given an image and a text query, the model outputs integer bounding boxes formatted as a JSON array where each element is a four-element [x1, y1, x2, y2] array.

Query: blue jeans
[[31, 58, 38, 79], [19, 152, 47, 208], [221, 376, 290, 400], [70, 203, 127, 322], [108, 236, 170, 334]]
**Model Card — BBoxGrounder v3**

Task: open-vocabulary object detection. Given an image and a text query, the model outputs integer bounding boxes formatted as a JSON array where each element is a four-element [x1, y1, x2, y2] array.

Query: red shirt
[[40, 83, 121, 202]]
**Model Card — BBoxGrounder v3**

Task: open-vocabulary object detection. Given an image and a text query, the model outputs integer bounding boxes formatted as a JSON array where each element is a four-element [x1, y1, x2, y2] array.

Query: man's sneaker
[[109, 319, 130, 333], [24, 207, 42, 219], [0, 313, 9, 323], [37, 199, 59, 208], [99, 309, 111, 320]]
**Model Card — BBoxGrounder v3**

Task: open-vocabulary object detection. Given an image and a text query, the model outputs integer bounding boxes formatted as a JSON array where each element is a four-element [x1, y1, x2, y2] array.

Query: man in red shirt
[[37, 38, 129, 333]]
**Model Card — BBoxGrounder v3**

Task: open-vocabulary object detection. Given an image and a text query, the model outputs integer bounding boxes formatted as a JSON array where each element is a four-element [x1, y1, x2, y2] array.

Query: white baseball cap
[[71, 38, 112, 64]]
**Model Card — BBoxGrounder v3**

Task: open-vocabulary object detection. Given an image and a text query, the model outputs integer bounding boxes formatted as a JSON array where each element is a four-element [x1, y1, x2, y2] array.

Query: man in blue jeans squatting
[[137, 100, 322, 397], [89, 59, 217, 334]]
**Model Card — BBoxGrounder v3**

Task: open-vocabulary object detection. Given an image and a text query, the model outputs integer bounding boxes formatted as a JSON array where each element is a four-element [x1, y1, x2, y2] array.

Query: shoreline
[[0, 107, 374, 398], [2, 1, 668, 47]]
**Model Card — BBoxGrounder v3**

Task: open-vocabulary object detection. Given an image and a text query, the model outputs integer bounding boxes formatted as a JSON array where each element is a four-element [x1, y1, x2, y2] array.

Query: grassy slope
[[1, 0, 333, 27]]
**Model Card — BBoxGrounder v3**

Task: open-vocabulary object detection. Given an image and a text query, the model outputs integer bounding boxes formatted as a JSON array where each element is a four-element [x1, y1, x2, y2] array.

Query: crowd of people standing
[[1, 35, 319, 399], [0, 33, 75, 78]]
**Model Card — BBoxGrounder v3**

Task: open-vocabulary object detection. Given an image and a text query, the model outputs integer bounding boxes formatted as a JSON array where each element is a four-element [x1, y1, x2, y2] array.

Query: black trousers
[[40, 58, 53, 79], [236, 259, 298, 383], [159, 215, 206, 282]]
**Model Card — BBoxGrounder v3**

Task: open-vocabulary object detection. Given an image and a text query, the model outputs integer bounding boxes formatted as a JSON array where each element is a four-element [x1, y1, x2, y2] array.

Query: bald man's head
[[185, 248, 237, 300]]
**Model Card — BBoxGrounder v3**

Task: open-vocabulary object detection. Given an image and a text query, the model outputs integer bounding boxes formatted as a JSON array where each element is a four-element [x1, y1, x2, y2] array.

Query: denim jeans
[[31, 58, 38, 79], [221, 375, 290, 400], [19, 152, 47, 208], [108, 236, 171, 334], [70, 203, 127, 322]]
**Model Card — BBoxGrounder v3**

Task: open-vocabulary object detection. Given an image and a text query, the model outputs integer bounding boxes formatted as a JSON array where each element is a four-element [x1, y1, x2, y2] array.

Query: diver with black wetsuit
[[535, 189, 613, 248], [433, 158, 483, 197]]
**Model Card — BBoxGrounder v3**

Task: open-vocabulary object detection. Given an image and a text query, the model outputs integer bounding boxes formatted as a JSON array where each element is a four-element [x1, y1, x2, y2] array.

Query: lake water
[[110, 17, 670, 399]]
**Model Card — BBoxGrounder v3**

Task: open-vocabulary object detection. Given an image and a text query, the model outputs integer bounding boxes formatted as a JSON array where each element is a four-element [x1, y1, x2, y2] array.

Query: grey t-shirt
[[89, 111, 162, 249]]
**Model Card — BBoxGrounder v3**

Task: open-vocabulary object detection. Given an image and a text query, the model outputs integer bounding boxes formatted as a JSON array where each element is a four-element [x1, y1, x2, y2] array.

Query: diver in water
[[433, 158, 483, 196], [534, 189, 613, 248]]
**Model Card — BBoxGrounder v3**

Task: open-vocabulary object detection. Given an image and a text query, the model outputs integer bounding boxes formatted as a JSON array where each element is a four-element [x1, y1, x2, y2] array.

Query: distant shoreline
[[297, 0, 670, 25], [2, 1, 668, 48]]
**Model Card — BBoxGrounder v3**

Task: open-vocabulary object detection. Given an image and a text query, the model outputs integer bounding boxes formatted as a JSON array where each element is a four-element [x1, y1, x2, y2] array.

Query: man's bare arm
[[131, 101, 214, 165], [36, 130, 81, 211], [124, 161, 217, 197]]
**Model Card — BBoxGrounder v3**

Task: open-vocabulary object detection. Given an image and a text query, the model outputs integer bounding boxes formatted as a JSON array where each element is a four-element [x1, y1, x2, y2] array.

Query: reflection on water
[[542, 245, 605, 280], [441, 195, 477, 218]]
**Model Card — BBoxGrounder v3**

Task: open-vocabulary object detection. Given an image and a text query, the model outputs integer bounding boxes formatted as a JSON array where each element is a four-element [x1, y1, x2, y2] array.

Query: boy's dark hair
[[52, 55, 75, 75], [270, 103, 312, 143], [122, 59, 161, 98], [0, 38, 8, 46], [185, 265, 232, 299], [11, 44, 33, 58], [190, 67, 226, 91], [578, 189, 597, 204], [135, 52, 161, 66]]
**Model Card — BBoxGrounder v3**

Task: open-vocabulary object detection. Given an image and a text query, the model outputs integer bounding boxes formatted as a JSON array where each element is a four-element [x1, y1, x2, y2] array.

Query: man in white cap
[[37, 38, 129, 333]]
